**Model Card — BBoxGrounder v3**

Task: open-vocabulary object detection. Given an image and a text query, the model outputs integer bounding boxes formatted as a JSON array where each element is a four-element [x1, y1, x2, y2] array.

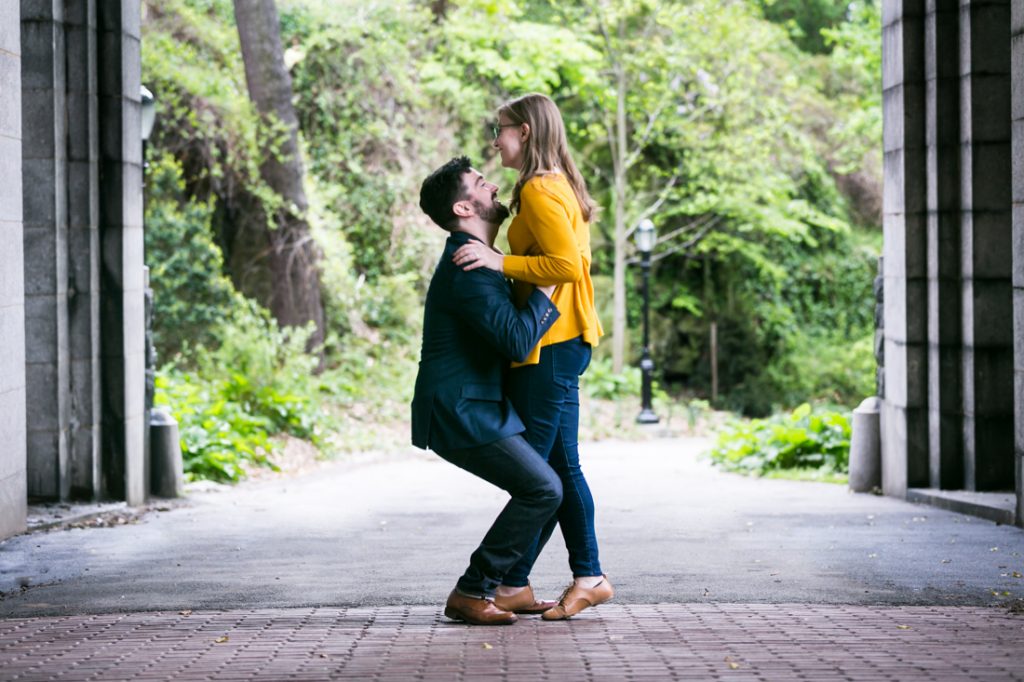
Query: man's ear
[[452, 199, 474, 219]]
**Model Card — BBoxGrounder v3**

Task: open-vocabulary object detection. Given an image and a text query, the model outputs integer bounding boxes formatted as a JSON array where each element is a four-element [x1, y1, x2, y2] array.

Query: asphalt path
[[1, 438, 1022, 617]]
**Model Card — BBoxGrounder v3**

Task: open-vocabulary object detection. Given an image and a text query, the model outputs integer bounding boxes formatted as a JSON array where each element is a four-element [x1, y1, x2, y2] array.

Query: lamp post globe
[[635, 219, 659, 425], [140, 85, 156, 142]]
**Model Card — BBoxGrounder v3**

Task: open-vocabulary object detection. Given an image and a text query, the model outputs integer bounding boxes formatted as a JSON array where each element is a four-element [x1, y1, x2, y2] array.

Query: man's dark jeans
[[437, 435, 562, 599]]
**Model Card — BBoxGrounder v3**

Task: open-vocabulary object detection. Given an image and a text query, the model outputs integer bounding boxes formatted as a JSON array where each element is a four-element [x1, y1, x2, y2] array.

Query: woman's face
[[492, 113, 526, 170]]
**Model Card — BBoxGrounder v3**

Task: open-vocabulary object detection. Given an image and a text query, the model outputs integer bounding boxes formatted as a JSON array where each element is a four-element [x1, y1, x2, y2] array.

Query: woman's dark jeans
[[437, 435, 562, 599], [502, 336, 602, 586]]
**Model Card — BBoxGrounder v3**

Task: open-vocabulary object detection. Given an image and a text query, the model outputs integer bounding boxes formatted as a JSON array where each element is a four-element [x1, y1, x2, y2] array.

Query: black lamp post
[[635, 219, 659, 424]]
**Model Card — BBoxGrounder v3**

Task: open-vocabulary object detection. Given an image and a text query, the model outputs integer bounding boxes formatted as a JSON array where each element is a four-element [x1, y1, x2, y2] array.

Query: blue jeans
[[436, 435, 562, 598], [502, 336, 602, 586]]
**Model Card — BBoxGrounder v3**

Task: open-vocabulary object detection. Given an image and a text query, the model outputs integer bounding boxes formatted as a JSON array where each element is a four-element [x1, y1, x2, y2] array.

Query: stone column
[[0, 1, 27, 538], [65, 0, 102, 500], [925, 0, 962, 489], [959, 0, 1014, 491], [882, 0, 930, 496], [98, 1, 146, 505], [21, 0, 70, 501], [1011, 0, 1023, 525]]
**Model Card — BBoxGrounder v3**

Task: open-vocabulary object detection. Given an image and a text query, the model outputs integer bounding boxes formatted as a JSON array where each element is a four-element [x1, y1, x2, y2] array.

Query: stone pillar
[[882, 0, 930, 496], [98, 1, 146, 505], [959, 0, 1014, 491], [21, 1, 70, 501], [925, 0, 963, 489], [1011, 0, 1024, 525], [0, 1, 27, 538], [65, 0, 102, 500]]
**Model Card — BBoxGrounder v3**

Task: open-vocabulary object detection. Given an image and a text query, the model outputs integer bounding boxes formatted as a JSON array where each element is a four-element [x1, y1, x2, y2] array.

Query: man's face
[[460, 169, 510, 226]]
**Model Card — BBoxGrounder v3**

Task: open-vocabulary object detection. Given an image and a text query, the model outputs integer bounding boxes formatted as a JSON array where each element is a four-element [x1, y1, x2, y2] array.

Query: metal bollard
[[848, 397, 881, 493], [150, 408, 184, 498]]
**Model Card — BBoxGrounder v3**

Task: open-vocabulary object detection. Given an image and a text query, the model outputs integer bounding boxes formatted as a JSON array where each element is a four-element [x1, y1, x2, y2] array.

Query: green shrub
[[154, 303, 327, 483], [155, 369, 279, 483], [582, 356, 641, 400], [145, 152, 236, 361], [707, 403, 851, 477]]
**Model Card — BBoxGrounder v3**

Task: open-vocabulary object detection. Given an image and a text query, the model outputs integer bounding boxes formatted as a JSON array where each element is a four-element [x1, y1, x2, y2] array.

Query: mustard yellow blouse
[[502, 173, 604, 367]]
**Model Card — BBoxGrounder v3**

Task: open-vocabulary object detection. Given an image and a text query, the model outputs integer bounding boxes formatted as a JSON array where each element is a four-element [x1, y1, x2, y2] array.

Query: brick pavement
[[1, 603, 1022, 681]]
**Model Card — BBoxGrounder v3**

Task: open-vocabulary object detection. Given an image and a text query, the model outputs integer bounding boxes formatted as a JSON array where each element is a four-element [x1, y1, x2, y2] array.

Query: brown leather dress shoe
[[493, 585, 558, 615], [541, 575, 614, 620], [444, 590, 518, 625]]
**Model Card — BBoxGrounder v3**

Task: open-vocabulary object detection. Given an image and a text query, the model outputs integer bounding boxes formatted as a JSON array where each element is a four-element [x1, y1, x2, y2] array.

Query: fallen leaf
[[179, 610, 192, 616], [1013, 572, 1022, 579], [991, 547, 999, 552], [482, 643, 493, 650], [940, 559, 951, 564], [214, 636, 229, 644], [868, 553, 878, 558], [728, 662, 740, 670], [896, 625, 910, 630]]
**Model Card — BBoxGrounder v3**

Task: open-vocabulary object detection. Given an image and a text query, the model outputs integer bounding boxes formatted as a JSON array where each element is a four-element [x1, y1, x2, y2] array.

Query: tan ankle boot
[[493, 584, 558, 615], [542, 575, 614, 620]]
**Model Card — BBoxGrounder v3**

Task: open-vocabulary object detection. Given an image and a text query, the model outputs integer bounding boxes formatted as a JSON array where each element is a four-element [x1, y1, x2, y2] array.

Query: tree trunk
[[232, 0, 325, 356], [611, 58, 628, 374]]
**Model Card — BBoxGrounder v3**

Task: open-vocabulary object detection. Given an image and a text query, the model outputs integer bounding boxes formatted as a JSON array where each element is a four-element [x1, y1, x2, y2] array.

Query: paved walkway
[[2, 604, 1023, 681], [2, 438, 1024, 680]]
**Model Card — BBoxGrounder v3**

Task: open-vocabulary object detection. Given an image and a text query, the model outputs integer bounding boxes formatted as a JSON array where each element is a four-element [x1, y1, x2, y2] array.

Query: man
[[413, 156, 561, 625]]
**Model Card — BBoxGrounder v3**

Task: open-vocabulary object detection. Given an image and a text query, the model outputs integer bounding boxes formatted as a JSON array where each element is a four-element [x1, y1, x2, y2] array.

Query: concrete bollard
[[848, 396, 881, 493], [150, 408, 184, 498]]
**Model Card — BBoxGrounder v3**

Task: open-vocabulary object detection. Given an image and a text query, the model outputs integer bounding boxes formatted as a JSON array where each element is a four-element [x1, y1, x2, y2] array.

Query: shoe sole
[[542, 595, 614, 621], [443, 606, 517, 625]]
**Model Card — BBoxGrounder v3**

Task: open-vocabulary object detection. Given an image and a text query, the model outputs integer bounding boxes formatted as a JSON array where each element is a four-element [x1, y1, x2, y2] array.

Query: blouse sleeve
[[502, 180, 585, 285]]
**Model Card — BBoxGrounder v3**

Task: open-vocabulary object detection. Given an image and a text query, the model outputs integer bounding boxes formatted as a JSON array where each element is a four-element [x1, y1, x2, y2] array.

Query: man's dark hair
[[419, 156, 472, 231]]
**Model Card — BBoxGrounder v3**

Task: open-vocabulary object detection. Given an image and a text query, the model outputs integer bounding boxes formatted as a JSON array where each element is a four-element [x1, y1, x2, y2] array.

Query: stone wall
[[882, 0, 929, 496], [22, 1, 70, 501], [10, 0, 144, 525], [882, 0, 1017, 512], [97, 1, 146, 505], [0, 2, 26, 538], [1012, 0, 1024, 525]]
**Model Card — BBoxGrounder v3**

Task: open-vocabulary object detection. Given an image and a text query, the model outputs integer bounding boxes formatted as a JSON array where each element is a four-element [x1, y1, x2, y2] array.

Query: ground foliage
[[707, 403, 851, 480], [142, 0, 881, 479]]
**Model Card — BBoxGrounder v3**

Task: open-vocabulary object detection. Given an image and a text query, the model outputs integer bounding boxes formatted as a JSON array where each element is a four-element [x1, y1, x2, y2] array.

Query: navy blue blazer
[[411, 231, 560, 452]]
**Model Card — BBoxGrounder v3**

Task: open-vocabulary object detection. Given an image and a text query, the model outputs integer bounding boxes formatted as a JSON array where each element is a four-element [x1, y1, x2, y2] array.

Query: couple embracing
[[411, 93, 612, 625]]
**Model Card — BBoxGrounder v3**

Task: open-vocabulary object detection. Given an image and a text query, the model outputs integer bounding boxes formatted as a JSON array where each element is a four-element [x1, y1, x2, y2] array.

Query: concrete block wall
[[1012, 0, 1024, 525], [0, 1, 27, 538], [65, 0, 102, 500], [21, 0, 70, 501], [925, 0, 963, 489], [882, 0, 930, 496], [958, 0, 1014, 491], [884, 0, 1018, 510], [97, 1, 145, 505]]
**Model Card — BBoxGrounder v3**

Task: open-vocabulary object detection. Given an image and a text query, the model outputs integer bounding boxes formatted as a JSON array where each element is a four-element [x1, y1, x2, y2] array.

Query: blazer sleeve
[[501, 182, 585, 285], [450, 268, 560, 363]]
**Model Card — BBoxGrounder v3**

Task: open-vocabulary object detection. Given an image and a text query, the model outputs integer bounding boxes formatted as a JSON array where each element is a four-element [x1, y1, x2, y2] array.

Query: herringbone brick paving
[[1, 603, 1022, 681]]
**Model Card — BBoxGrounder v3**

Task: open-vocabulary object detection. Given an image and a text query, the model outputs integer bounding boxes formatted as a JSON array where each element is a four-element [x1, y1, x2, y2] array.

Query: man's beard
[[474, 197, 510, 226]]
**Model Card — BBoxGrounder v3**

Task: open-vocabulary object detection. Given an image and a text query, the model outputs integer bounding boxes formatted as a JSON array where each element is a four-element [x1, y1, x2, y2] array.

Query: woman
[[452, 93, 610, 620]]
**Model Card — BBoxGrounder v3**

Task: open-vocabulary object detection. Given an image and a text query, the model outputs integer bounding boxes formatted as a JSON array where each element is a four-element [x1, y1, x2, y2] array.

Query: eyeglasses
[[491, 123, 519, 140]]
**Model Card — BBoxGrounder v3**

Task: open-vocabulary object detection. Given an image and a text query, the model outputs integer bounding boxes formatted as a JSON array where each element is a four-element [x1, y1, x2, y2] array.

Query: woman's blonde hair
[[498, 93, 597, 222]]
